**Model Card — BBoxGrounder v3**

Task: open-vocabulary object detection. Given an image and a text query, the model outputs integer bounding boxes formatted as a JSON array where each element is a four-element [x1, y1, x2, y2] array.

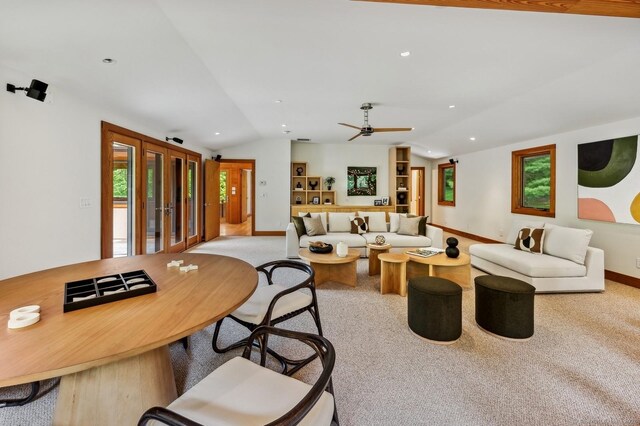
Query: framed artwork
[[578, 135, 640, 224], [311, 196, 320, 205], [381, 196, 390, 206], [374, 199, 382, 206], [347, 166, 377, 196]]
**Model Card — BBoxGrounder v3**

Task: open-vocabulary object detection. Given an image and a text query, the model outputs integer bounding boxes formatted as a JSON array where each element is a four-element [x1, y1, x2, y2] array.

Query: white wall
[[292, 142, 392, 206], [215, 139, 291, 232], [0, 66, 212, 280], [431, 116, 640, 278]]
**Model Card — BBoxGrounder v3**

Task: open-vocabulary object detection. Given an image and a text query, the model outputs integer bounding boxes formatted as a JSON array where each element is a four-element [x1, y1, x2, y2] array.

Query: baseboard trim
[[434, 223, 640, 289], [254, 231, 286, 236], [431, 224, 501, 244]]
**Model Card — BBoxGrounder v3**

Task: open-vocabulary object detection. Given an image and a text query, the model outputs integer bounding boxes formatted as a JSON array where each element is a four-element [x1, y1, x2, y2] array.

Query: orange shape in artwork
[[578, 198, 616, 222], [631, 193, 640, 223]]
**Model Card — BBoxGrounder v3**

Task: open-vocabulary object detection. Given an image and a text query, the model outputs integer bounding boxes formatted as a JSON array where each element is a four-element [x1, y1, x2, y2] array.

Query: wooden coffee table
[[299, 248, 360, 287], [406, 251, 471, 289], [367, 243, 392, 276]]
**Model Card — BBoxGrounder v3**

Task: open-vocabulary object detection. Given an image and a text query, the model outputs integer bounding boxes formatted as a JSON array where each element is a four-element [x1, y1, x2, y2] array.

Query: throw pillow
[[543, 224, 593, 265], [389, 213, 406, 233], [408, 214, 429, 236], [397, 215, 421, 236], [514, 227, 545, 254], [507, 220, 545, 245], [291, 213, 310, 238], [298, 212, 327, 232], [350, 216, 369, 234], [328, 212, 355, 233], [358, 211, 387, 232], [303, 216, 327, 236]]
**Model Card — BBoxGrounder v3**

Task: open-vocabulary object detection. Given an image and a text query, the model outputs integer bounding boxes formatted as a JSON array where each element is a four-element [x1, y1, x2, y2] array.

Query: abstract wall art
[[347, 166, 377, 196], [578, 135, 640, 224]]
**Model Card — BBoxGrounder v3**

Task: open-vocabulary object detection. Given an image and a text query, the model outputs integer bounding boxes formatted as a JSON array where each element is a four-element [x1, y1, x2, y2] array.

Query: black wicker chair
[[212, 260, 323, 375], [0, 382, 40, 408], [139, 326, 339, 426]]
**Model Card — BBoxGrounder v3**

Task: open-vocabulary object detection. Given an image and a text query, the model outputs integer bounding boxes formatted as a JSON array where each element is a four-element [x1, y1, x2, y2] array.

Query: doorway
[[219, 160, 255, 236], [410, 167, 425, 216]]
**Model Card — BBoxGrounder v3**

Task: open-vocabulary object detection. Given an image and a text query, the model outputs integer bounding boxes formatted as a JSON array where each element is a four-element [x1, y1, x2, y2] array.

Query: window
[[511, 144, 556, 217], [438, 163, 455, 206]]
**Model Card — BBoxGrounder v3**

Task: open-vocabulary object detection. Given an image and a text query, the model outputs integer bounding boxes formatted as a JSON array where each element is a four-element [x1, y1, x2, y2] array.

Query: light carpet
[[1, 234, 639, 425]]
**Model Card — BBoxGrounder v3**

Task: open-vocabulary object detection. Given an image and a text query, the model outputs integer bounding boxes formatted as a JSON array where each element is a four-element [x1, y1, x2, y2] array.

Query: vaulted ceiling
[[1, 0, 639, 158]]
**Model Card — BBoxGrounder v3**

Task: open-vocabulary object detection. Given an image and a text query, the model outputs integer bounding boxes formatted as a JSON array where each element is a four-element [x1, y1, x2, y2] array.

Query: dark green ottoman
[[475, 275, 535, 340], [408, 277, 462, 344]]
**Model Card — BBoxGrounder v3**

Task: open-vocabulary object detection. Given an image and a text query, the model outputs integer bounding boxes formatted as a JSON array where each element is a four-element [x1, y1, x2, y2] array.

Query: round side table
[[367, 243, 392, 276], [378, 253, 410, 296]]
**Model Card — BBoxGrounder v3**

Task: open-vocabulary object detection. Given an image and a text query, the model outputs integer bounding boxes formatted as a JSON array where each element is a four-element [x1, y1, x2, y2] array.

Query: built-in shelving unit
[[389, 147, 411, 213], [291, 162, 336, 206]]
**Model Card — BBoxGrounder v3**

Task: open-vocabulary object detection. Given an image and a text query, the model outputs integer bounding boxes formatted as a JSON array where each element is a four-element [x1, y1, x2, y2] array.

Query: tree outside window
[[512, 144, 556, 217]]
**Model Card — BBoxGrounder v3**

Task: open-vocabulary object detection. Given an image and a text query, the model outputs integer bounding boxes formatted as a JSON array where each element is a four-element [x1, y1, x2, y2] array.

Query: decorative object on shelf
[[296, 196, 302, 205], [397, 165, 405, 175], [381, 196, 390, 206], [374, 199, 382, 206], [309, 180, 319, 190], [296, 181, 303, 189], [375, 235, 386, 245], [324, 176, 335, 190], [324, 198, 331, 204], [397, 192, 407, 203], [347, 166, 377, 196], [445, 237, 460, 258], [398, 182, 406, 190], [296, 166, 304, 176], [311, 196, 320, 205], [336, 241, 348, 257], [308, 241, 333, 254]]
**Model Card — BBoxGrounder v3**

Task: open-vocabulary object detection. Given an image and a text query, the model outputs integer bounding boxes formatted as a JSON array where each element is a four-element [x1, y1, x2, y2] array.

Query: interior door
[[186, 155, 201, 247], [204, 159, 220, 241], [167, 150, 187, 253], [410, 167, 425, 216], [142, 144, 167, 254], [241, 169, 248, 223]]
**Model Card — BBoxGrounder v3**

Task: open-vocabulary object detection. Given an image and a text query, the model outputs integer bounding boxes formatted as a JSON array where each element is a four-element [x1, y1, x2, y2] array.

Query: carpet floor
[[1, 234, 639, 425]]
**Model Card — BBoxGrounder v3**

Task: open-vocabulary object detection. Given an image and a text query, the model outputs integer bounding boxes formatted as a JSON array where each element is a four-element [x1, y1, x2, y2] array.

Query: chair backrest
[[256, 259, 315, 287]]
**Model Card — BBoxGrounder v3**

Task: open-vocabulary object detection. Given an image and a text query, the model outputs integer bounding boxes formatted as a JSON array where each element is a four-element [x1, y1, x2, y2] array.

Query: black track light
[[6, 79, 48, 102], [213, 154, 222, 162], [449, 158, 458, 165], [165, 137, 183, 144]]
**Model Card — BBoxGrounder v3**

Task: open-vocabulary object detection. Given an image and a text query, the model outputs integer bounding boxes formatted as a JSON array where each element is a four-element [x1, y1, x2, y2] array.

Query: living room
[[1, 1, 639, 425]]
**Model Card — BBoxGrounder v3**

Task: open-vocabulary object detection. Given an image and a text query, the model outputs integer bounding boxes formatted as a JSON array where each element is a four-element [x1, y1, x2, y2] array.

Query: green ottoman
[[408, 277, 462, 344], [475, 275, 535, 340]]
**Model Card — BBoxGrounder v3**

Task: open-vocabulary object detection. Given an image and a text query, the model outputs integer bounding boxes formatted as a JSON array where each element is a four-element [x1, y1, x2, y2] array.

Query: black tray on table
[[309, 243, 333, 254], [63, 269, 157, 313]]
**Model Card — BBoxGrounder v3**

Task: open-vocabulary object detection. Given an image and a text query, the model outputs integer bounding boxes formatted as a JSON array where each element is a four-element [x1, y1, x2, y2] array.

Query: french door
[[101, 122, 201, 258]]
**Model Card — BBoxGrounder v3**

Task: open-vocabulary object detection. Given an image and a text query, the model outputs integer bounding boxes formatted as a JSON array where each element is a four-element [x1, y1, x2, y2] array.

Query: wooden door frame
[[411, 166, 426, 216], [218, 159, 256, 236]]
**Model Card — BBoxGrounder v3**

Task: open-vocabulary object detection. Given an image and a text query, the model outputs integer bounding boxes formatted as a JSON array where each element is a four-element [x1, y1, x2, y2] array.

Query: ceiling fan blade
[[372, 127, 413, 132], [348, 132, 363, 141], [338, 122, 362, 130]]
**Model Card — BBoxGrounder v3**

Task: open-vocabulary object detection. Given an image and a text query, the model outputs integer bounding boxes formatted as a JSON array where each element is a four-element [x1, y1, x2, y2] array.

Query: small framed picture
[[374, 199, 382, 206], [381, 196, 390, 206], [312, 196, 320, 205]]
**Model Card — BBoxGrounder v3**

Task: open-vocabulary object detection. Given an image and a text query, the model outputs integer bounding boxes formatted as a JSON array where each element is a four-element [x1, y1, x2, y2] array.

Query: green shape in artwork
[[578, 136, 637, 188]]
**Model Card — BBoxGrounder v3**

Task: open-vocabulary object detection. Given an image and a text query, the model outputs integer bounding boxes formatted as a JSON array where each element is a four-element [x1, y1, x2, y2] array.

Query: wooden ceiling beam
[[354, 0, 640, 19]]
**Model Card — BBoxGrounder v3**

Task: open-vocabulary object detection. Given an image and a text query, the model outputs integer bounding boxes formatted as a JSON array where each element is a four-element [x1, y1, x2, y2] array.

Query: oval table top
[[405, 251, 470, 267], [0, 253, 258, 387], [298, 248, 360, 264]]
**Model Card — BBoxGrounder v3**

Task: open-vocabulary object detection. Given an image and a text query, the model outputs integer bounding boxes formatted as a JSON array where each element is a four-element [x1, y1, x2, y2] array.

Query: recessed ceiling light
[[411, 127, 415, 130], [281, 124, 287, 127], [274, 99, 282, 103], [102, 58, 116, 64], [400, 51, 411, 57], [427, 150, 432, 154], [283, 130, 291, 134], [470, 137, 476, 141], [449, 105, 456, 109], [214, 132, 221, 135]]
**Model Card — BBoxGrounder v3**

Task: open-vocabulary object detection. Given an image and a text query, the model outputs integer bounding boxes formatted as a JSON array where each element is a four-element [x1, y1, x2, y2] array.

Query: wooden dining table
[[0, 253, 258, 425]]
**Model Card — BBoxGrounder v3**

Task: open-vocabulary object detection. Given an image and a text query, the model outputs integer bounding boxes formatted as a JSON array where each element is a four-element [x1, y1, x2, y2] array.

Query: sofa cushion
[[398, 216, 421, 236], [514, 227, 545, 254], [349, 216, 369, 234], [298, 212, 327, 232], [389, 213, 406, 233], [300, 233, 366, 248], [470, 244, 587, 278], [358, 211, 386, 232], [363, 232, 432, 247], [328, 212, 355, 233], [303, 216, 326, 236], [506, 220, 545, 245], [291, 214, 310, 238], [543, 224, 593, 265]]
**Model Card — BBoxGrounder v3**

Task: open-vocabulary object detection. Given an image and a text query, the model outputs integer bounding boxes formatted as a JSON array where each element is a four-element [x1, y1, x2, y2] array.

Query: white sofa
[[286, 211, 443, 258], [469, 221, 605, 293]]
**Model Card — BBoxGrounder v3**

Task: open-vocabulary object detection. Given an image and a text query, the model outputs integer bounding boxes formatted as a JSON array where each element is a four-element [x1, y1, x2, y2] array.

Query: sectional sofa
[[286, 211, 444, 258]]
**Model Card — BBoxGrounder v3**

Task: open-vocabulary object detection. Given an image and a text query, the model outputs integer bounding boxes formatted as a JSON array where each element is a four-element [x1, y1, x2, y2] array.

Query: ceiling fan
[[339, 103, 412, 141]]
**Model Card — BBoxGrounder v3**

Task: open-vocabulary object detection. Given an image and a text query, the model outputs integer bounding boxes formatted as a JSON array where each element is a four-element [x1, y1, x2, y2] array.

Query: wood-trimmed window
[[511, 144, 556, 217], [437, 163, 455, 206]]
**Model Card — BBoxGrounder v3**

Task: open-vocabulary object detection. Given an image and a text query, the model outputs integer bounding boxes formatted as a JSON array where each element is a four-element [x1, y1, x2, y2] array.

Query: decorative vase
[[296, 182, 302, 189], [375, 235, 386, 245], [309, 181, 318, 190], [328, 186, 332, 190], [296, 167, 304, 176], [445, 237, 460, 258], [336, 241, 348, 258]]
